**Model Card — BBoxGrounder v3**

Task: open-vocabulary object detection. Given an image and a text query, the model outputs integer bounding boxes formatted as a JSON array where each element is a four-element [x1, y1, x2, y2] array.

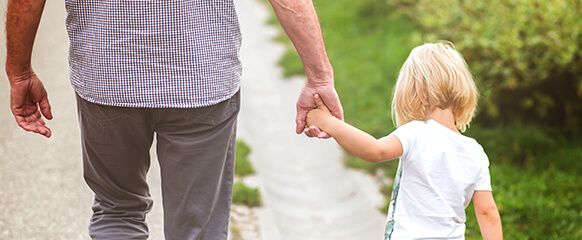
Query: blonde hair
[[391, 41, 478, 132]]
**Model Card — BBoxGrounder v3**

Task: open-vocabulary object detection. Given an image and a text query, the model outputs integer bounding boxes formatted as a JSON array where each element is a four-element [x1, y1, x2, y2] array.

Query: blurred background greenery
[[268, 0, 582, 238], [233, 140, 262, 206]]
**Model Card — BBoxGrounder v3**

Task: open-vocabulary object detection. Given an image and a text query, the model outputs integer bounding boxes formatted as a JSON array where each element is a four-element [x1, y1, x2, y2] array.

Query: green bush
[[233, 141, 261, 207], [232, 181, 262, 207], [465, 122, 561, 166], [235, 140, 255, 177], [391, 0, 582, 130]]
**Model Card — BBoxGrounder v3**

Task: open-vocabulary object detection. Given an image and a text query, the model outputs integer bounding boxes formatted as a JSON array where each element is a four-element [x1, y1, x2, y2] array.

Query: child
[[305, 42, 503, 239]]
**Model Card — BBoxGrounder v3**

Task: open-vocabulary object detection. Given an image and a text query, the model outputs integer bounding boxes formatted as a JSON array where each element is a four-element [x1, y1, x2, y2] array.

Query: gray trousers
[[76, 92, 240, 240]]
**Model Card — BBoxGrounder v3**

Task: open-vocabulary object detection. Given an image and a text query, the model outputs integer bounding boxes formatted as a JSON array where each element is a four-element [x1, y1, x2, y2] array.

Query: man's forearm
[[5, 0, 46, 79], [268, 0, 333, 84]]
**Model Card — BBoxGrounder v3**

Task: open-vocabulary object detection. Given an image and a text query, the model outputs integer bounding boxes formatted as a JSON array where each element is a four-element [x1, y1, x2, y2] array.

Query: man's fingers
[[303, 125, 324, 138], [323, 94, 343, 121], [309, 126, 319, 137], [304, 127, 315, 138], [16, 114, 52, 138], [27, 123, 51, 138], [17, 120, 37, 133], [331, 108, 344, 121], [317, 131, 331, 139], [316, 91, 343, 121], [40, 127, 51, 138], [296, 110, 307, 134], [39, 96, 53, 120], [32, 124, 51, 138], [305, 125, 331, 139]]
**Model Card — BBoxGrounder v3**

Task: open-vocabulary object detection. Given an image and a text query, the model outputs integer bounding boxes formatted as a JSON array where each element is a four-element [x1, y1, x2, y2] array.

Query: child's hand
[[305, 94, 333, 134]]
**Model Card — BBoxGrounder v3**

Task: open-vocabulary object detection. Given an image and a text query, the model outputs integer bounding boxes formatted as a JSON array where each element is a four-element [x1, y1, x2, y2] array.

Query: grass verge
[[233, 140, 262, 206], [235, 140, 255, 177]]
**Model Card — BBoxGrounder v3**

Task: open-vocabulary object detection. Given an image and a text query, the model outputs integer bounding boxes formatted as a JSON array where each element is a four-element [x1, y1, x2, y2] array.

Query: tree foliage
[[392, 0, 582, 130]]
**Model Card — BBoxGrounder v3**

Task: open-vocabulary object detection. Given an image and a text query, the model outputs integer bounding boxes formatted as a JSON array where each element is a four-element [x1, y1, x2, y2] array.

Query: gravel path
[[0, 0, 386, 239]]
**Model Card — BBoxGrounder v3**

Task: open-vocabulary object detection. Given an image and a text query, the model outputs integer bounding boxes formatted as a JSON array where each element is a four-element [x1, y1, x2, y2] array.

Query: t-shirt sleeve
[[475, 156, 493, 191], [389, 122, 417, 159]]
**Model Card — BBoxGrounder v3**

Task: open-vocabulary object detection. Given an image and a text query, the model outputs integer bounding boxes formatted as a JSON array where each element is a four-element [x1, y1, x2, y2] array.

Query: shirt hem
[[74, 86, 240, 109]]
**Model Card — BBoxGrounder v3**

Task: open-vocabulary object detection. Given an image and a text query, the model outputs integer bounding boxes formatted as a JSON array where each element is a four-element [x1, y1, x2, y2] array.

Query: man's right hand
[[296, 82, 343, 138], [6, 0, 50, 137], [8, 69, 53, 138]]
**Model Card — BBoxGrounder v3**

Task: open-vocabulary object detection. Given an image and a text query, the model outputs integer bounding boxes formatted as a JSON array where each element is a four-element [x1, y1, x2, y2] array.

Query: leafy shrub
[[465, 122, 561, 166], [233, 141, 261, 207], [391, 0, 582, 130], [235, 140, 255, 177], [232, 181, 262, 207]]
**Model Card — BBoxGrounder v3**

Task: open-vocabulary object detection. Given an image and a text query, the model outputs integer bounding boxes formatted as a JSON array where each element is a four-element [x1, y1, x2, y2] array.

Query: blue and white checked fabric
[[65, 0, 242, 108]]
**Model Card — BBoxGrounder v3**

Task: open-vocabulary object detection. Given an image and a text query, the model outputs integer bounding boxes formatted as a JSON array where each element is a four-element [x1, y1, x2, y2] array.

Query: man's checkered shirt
[[65, 1, 242, 108]]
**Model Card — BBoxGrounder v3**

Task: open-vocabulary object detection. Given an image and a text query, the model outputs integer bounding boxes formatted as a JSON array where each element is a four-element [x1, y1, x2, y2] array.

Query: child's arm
[[306, 94, 402, 162], [472, 191, 503, 240]]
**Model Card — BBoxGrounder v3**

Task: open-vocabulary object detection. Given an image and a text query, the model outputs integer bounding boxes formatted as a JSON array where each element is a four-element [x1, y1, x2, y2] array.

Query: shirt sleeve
[[389, 122, 417, 160], [475, 156, 493, 191]]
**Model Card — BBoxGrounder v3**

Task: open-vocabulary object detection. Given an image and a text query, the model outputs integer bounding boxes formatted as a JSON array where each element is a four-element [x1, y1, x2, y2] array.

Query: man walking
[[5, 0, 342, 239]]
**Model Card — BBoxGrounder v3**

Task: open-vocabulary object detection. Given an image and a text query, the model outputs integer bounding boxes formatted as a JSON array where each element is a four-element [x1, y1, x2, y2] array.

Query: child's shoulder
[[395, 120, 435, 133], [390, 120, 432, 140], [396, 120, 481, 144], [399, 120, 430, 129]]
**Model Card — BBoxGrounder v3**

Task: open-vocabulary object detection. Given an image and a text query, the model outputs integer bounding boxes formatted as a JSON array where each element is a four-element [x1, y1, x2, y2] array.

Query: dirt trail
[[235, 0, 387, 239]]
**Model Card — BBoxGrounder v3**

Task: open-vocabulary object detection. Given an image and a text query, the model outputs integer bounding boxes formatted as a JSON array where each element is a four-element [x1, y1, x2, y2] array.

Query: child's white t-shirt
[[384, 120, 492, 240]]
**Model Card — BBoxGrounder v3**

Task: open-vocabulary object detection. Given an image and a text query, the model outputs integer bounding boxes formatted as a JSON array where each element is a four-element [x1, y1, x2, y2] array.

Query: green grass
[[464, 153, 582, 239], [464, 124, 582, 239], [232, 181, 262, 207], [267, 0, 582, 238], [233, 140, 261, 207], [235, 140, 255, 177]]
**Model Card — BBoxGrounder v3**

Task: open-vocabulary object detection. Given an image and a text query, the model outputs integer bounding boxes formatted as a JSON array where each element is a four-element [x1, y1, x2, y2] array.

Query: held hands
[[305, 94, 334, 138], [8, 69, 53, 138], [296, 83, 343, 138]]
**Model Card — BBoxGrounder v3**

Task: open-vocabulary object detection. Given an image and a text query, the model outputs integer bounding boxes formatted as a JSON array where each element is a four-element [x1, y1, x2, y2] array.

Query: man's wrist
[[305, 64, 334, 85], [5, 64, 33, 83]]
